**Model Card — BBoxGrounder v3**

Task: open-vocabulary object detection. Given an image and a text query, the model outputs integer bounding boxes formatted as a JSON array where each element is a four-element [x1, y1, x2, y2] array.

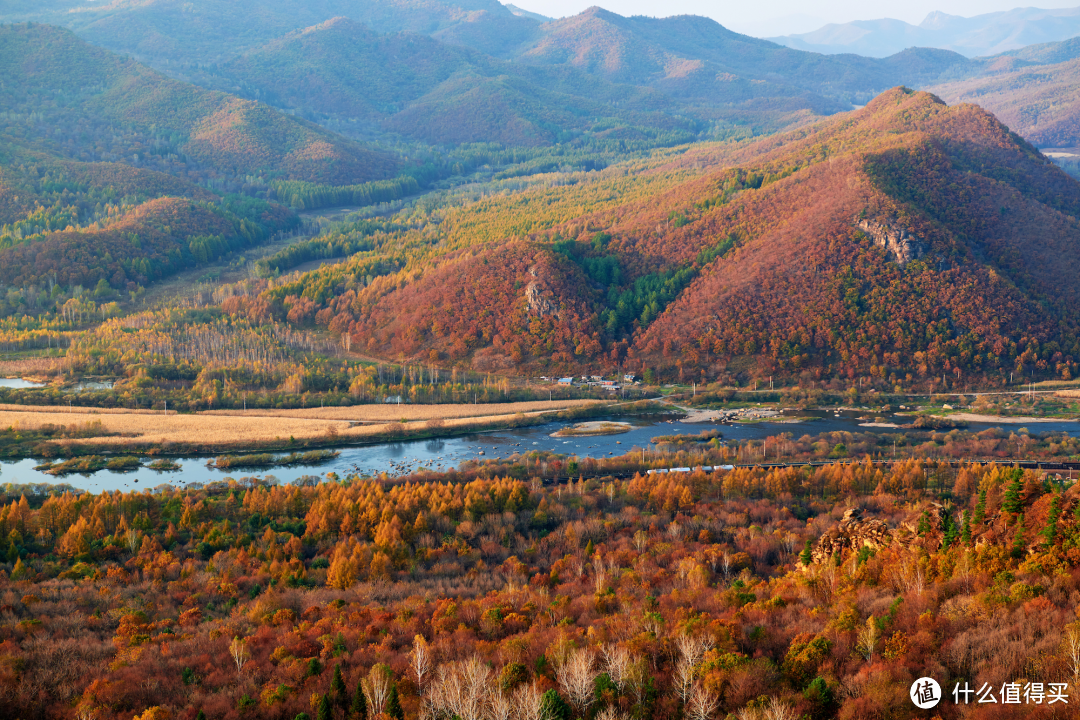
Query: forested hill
[[0, 24, 398, 186], [209, 16, 693, 147], [930, 50, 1080, 149], [0, 23, 327, 299], [261, 88, 1080, 389]]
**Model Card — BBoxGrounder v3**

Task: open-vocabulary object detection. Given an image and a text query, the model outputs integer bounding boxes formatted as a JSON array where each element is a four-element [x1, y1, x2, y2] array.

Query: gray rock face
[[856, 218, 926, 265], [525, 265, 561, 318], [811, 507, 893, 564]]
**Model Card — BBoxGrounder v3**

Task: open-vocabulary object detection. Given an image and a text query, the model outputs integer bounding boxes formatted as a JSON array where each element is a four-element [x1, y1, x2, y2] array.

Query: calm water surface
[[4, 408, 1077, 493]]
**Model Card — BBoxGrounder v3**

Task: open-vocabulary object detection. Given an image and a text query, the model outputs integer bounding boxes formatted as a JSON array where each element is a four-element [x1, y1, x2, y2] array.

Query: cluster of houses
[[540, 374, 638, 390]]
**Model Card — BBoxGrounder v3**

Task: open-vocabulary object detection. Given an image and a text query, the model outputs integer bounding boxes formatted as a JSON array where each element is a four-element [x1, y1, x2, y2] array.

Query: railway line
[[540, 457, 1080, 484]]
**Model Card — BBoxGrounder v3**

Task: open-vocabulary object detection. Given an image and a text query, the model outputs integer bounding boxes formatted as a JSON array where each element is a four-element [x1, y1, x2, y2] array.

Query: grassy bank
[[207, 449, 339, 470]]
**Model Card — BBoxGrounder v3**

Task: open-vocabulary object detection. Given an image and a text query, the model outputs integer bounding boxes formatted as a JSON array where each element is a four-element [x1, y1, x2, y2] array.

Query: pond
[[2, 408, 1076, 493], [0, 378, 45, 389], [0, 378, 114, 392]]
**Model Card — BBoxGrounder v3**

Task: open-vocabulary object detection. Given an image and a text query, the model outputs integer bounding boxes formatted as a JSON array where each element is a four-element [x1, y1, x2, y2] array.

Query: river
[[3, 408, 1077, 493]]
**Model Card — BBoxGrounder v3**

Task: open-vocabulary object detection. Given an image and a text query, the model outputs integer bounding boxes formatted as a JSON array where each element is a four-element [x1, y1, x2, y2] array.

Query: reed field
[[0, 399, 604, 451], [201, 398, 600, 421], [0, 357, 62, 378]]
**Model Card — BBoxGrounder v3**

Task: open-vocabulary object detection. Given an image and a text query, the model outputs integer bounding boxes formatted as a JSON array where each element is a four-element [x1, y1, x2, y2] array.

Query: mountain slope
[[929, 54, 1080, 149], [279, 88, 1080, 386], [0, 23, 397, 185], [0, 24, 313, 303], [213, 17, 687, 146], [770, 6, 1080, 58]]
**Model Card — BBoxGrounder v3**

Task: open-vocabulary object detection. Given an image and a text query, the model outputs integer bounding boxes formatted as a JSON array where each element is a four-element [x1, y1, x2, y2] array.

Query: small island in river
[[551, 421, 632, 437]]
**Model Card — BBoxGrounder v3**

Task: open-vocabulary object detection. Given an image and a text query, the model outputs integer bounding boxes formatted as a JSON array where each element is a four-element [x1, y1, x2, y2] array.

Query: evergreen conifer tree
[[317, 694, 332, 720], [331, 664, 346, 707], [386, 684, 404, 720], [1043, 495, 1061, 547], [973, 487, 987, 525], [1003, 472, 1024, 515], [916, 510, 930, 536], [350, 680, 367, 720], [1011, 513, 1026, 559]]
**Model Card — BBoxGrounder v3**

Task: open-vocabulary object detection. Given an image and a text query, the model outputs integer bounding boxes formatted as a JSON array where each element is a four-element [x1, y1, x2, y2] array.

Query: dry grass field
[[0, 399, 605, 450], [0, 357, 62, 378], [202, 399, 600, 422]]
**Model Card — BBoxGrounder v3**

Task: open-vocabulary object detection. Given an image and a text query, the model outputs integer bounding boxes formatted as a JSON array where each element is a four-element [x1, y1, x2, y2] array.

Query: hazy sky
[[505, 0, 1080, 35]]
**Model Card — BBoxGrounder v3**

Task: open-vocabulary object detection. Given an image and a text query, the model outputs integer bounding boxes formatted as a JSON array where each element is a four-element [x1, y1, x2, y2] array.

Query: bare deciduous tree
[[857, 617, 879, 662], [674, 634, 715, 704], [228, 636, 249, 675], [596, 705, 627, 720], [762, 697, 797, 720], [1064, 623, 1080, 689], [557, 647, 597, 713], [686, 685, 720, 720], [602, 644, 631, 691], [412, 634, 433, 696], [633, 530, 649, 553], [126, 529, 140, 555], [363, 664, 394, 718], [426, 656, 490, 720], [593, 553, 608, 594], [488, 689, 512, 720], [513, 681, 547, 720]]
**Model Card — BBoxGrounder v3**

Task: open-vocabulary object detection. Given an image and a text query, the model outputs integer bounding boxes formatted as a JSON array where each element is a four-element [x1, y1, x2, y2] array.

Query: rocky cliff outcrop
[[812, 508, 892, 563], [525, 265, 561, 318], [856, 218, 926, 265]]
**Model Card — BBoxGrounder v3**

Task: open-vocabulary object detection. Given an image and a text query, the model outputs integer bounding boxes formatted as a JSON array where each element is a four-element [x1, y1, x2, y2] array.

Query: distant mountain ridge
[[11, 1, 1080, 171], [205, 16, 694, 146], [0, 0, 1009, 145], [2, 0, 540, 63], [182, 6, 990, 146], [769, 6, 1080, 58]]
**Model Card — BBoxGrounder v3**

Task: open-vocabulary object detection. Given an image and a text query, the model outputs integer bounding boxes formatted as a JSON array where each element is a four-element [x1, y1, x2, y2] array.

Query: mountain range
[[770, 5, 1080, 58], [4, 2, 1080, 384], [0, 1, 1014, 145]]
